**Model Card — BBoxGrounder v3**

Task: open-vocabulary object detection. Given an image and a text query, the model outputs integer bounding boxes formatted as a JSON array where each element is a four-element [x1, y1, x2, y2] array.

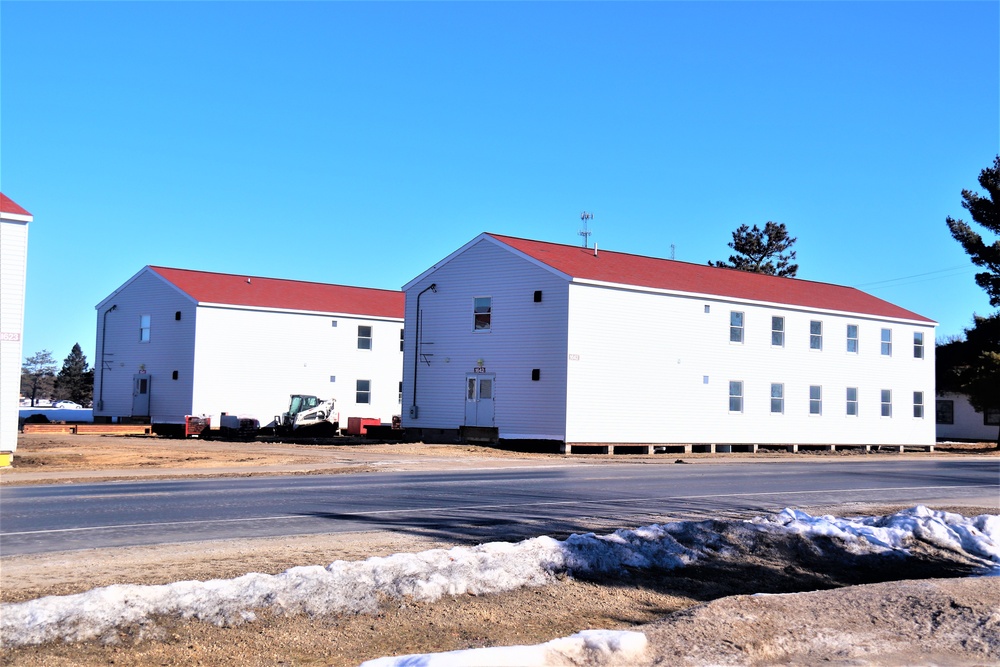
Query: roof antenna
[[670, 244, 676, 260], [579, 211, 593, 248]]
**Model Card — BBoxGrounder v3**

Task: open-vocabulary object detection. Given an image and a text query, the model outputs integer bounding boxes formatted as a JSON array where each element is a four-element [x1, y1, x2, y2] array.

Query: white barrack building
[[402, 233, 936, 452]]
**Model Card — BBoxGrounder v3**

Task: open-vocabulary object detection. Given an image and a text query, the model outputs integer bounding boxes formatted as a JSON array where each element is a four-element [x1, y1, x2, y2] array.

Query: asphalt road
[[1, 459, 997, 556]]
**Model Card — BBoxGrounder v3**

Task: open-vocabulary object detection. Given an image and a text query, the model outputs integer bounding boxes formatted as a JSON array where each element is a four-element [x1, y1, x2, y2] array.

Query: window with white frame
[[729, 381, 743, 412], [358, 325, 372, 350], [357, 379, 371, 404], [140, 315, 151, 343], [771, 317, 784, 347], [810, 320, 823, 350], [881, 389, 892, 417], [400, 329, 405, 352], [881, 328, 892, 356], [913, 391, 924, 418], [730, 312, 744, 343], [847, 324, 859, 353], [846, 387, 858, 416], [809, 385, 822, 414], [913, 332, 924, 359], [936, 399, 954, 424], [474, 297, 492, 331], [770, 383, 784, 413]]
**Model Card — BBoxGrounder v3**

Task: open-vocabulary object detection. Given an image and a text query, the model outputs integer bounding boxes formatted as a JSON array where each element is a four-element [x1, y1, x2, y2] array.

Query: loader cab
[[288, 394, 321, 417]]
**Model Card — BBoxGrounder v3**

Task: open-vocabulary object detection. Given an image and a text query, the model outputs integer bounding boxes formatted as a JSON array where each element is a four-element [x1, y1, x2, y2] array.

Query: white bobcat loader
[[275, 394, 339, 437]]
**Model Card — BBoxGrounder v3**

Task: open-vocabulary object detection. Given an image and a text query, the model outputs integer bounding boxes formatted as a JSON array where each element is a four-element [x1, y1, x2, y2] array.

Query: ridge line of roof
[[484, 232, 874, 294], [148, 265, 402, 293]]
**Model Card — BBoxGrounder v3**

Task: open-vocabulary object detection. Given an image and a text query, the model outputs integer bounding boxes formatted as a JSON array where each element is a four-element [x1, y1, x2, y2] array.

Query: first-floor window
[[881, 389, 892, 417], [140, 314, 151, 342], [357, 379, 371, 404], [913, 391, 924, 418], [936, 400, 954, 425], [846, 387, 858, 416], [985, 408, 1000, 426], [729, 381, 743, 413], [770, 383, 784, 413], [398, 381, 403, 404], [809, 385, 822, 415]]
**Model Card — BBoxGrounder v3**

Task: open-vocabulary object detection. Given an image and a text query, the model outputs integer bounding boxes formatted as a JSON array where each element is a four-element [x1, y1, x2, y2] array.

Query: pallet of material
[[21, 424, 77, 434], [75, 424, 153, 435]]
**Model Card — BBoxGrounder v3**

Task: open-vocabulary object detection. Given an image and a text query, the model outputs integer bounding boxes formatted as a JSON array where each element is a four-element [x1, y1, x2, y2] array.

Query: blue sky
[[3, 1, 997, 367]]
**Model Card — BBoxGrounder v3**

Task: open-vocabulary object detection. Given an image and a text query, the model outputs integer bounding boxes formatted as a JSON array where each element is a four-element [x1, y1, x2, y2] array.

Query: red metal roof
[[148, 266, 404, 319], [488, 234, 933, 323], [0, 193, 32, 216]]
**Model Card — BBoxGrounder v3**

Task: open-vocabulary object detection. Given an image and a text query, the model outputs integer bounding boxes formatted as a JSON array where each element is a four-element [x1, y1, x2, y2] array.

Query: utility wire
[[854, 264, 974, 288]]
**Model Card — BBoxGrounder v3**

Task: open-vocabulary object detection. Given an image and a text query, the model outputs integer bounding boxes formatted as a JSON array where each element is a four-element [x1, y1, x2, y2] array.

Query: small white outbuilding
[[0, 194, 33, 456], [94, 266, 404, 433], [402, 233, 937, 450]]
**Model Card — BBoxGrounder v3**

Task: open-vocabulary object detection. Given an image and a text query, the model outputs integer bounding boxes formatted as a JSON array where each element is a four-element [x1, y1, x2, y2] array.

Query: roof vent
[[593, 243, 598, 258], [246, 278, 251, 284]]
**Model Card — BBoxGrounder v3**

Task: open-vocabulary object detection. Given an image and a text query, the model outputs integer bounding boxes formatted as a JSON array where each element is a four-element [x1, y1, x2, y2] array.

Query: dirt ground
[[1, 433, 998, 666]]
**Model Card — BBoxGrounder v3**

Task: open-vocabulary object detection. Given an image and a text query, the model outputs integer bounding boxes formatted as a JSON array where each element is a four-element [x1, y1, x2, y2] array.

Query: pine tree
[[20, 350, 57, 406], [946, 155, 1000, 306], [944, 156, 1000, 447], [709, 221, 799, 277], [54, 343, 94, 407]]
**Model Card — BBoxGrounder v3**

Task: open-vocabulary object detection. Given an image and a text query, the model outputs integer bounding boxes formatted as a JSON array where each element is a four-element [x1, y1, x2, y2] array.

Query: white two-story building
[[402, 233, 936, 450], [1, 194, 33, 457], [94, 266, 405, 433]]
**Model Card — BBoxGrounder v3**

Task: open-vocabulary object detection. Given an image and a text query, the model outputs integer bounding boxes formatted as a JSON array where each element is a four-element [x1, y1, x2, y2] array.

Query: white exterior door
[[132, 374, 151, 417], [464, 373, 495, 427]]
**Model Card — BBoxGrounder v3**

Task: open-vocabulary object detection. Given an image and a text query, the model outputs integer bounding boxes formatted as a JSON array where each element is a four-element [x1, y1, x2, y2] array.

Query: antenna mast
[[579, 211, 593, 248]]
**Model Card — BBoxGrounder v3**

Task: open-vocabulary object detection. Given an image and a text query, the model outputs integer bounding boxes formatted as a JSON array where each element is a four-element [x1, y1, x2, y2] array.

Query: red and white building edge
[[94, 266, 405, 432], [402, 233, 939, 448], [1, 194, 33, 454]]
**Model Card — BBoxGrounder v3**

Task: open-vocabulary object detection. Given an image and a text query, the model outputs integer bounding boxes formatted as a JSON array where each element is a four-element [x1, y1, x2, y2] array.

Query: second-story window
[[730, 311, 744, 343], [881, 328, 892, 356], [358, 325, 372, 350], [846, 324, 859, 353], [913, 332, 924, 359], [474, 297, 492, 331], [139, 315, 151, 343], [810, 320, 823, 350], [771, 317, 784, 347]]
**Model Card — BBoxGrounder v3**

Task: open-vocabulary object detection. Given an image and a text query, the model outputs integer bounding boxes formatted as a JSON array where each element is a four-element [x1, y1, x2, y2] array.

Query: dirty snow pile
[[2, 506, 997, 650], [360, 629, 648, 667]]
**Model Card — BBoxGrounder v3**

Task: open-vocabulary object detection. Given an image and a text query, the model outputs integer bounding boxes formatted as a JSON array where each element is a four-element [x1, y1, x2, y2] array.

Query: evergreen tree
[[709, 221, 799, 277], [54, 343, 93, 406], [946, 155, 1000, 306], [20, 350, 57, 406], [944, 155, 1000, 447]]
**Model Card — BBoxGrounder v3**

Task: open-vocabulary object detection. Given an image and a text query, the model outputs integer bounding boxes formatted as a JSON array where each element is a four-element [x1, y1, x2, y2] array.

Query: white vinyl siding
[[0, 217, 29, 451], [403, 234, 937, 447], [402, 238, 569, 440]]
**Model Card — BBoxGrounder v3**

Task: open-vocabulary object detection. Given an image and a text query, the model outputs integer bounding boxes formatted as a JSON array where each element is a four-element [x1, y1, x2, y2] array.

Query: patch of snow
[[360, 629, 648, 667], [2, 507, 997, 649]]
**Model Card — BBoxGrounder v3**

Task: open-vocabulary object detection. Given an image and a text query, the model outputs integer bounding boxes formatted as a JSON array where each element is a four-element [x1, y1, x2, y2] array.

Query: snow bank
[[761, 505, 1000, 569], [360, 630, 648, 667], [2, 507, 996, 648]]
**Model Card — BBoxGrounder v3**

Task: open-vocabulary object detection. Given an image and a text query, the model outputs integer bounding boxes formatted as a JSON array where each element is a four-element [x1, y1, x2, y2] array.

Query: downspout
[[96, 304, 117, 411], [410, 283, 436, 418]]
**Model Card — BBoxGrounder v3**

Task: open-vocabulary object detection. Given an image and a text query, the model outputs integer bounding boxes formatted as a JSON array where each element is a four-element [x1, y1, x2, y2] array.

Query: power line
[[854, 264, 974, 288]]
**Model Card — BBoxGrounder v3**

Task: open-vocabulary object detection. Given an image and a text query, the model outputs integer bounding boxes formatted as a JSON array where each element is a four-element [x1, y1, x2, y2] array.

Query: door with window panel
[[464, 374, 496, 427]]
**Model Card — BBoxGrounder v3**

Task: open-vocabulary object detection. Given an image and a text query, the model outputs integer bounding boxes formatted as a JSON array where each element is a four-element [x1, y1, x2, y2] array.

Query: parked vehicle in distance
[[52, 401, 83, 409]]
